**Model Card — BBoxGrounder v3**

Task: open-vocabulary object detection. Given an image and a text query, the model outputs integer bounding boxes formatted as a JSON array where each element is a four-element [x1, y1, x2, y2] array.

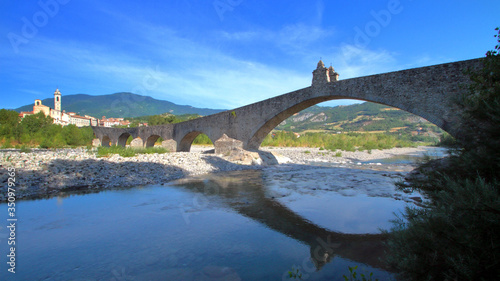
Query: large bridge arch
[[247, 96, 353, 150], [246, 95, 438, 150], [243, 58, 483, 150]]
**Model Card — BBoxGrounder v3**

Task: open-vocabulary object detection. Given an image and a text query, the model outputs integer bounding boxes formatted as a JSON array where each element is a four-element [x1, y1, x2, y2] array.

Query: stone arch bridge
[[92, 58, 483, 153]]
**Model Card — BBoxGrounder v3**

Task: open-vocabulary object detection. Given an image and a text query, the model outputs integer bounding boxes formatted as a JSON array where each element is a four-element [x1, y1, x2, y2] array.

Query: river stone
[[226, 148, 259, 165]]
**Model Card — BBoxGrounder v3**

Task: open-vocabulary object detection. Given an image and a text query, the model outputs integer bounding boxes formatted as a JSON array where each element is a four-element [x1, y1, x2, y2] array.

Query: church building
[[19, 89, 99, 127]]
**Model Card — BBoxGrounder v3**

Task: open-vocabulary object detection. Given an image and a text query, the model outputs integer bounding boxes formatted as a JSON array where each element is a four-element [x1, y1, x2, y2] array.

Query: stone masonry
[[92, 58, 484, 152]]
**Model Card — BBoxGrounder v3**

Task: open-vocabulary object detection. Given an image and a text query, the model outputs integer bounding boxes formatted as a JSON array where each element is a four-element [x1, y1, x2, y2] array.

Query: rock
[[214, 134, 243, 155], [225, 148, 259, 165]]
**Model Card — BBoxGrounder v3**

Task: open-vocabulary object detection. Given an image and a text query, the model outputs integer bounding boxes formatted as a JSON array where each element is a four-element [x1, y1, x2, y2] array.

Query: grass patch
[[19, 145, 32, 153], [262, 131, 420, 151], [96, 146, 169, 157]]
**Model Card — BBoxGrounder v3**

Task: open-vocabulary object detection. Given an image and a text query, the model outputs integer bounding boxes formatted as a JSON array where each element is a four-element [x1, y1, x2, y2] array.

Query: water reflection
[[361, 147, 448, 165], [172, 170, 388, 271], [0, 169, 400, 280]]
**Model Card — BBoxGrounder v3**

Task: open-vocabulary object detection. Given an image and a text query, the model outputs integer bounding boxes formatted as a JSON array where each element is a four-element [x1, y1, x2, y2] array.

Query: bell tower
[[54, 88, 61, 111]]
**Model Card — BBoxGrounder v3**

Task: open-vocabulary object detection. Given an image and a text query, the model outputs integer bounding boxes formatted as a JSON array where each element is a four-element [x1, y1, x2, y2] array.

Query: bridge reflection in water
[[171, 170, 389, 272]]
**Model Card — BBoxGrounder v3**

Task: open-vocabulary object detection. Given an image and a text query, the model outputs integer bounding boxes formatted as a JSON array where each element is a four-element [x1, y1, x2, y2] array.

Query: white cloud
[[331, 44, 398, 79], [216, 23, 334, 55], [3, 7, 442, 111]]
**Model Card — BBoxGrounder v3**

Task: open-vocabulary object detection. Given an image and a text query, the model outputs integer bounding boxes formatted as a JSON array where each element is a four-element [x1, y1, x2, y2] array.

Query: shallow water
[[0, 168, 410, 280], [361, 147, 448, 165]]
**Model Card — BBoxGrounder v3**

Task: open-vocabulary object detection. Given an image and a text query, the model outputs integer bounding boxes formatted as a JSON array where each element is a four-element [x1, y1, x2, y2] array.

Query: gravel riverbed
[[0, 145, 430, 202]]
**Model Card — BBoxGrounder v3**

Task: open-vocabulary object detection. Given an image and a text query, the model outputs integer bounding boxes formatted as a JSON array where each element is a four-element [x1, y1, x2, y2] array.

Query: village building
[[19, 89, 99, 127], [100, 116, 131, 127]]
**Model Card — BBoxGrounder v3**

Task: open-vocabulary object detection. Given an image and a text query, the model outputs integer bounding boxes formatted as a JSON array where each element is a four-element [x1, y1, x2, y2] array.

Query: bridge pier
[[161, 139, 177, 152], [92, 138, 101, 147], [130, 137, 143, 148], [214, 134, 243, 155]]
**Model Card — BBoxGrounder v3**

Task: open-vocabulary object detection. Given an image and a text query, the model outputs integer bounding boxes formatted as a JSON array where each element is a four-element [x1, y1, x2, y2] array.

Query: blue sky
[[1, 0, 498, 111]]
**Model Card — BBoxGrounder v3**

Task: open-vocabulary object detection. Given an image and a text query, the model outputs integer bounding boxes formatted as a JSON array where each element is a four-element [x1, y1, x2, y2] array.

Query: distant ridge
[[276, 102, 441, 135], [15, 92, 225, 118]]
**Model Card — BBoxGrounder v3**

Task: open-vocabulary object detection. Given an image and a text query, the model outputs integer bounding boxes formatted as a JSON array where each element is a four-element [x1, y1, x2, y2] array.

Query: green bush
[[386, 178, 500, 281], [0, 109, 96, 148], [192, 134, 213, 145], [437, 132, 456, 147], [261, 131, 419, 151]]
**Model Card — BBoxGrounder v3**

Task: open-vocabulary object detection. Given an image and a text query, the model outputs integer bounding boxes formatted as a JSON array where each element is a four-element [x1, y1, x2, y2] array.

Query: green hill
[[15, 92, 224, 118], [277, 102, 443, 138]]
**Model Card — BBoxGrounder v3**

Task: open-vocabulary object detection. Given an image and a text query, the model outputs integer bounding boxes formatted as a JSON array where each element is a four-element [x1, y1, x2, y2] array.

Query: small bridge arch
[[178, 131, 214, 152], [117, 132, 131, 147], [101, 135, 112, 147], [145, 135, 161, 148]]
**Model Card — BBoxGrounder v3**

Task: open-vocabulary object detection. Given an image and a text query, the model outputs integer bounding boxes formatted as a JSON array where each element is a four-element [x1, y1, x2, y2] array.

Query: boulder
[[214, 134, 243, 155]]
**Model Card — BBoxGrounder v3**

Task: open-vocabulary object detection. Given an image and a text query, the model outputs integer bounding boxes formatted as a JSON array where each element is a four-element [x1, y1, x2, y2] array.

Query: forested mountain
[[15, 92, 224, 118]]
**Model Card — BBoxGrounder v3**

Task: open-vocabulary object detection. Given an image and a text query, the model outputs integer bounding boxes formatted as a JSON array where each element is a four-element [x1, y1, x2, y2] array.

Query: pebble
[[0, 147, 260, 201], [0, 146, 428, 202]]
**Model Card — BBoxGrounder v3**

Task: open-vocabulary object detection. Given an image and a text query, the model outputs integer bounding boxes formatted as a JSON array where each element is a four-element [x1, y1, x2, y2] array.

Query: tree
[[385, 28, 500, 281], [20, 112, 53, 136], [0, 109, 20, 139]]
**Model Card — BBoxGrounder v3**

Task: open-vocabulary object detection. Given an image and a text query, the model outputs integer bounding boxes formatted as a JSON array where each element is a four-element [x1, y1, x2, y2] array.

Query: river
[[0, 149, 444, 280]]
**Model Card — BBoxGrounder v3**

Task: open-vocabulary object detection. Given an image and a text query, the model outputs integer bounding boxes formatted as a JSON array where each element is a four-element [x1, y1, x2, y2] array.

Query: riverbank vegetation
[[0, 111, 94, 148], [385, 28, 500, 281], [261, 131, 427, 151]]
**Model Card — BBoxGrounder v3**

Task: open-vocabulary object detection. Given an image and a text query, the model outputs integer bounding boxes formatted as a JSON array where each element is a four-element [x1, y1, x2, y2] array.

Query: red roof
[[19, 111, 33, 117]]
